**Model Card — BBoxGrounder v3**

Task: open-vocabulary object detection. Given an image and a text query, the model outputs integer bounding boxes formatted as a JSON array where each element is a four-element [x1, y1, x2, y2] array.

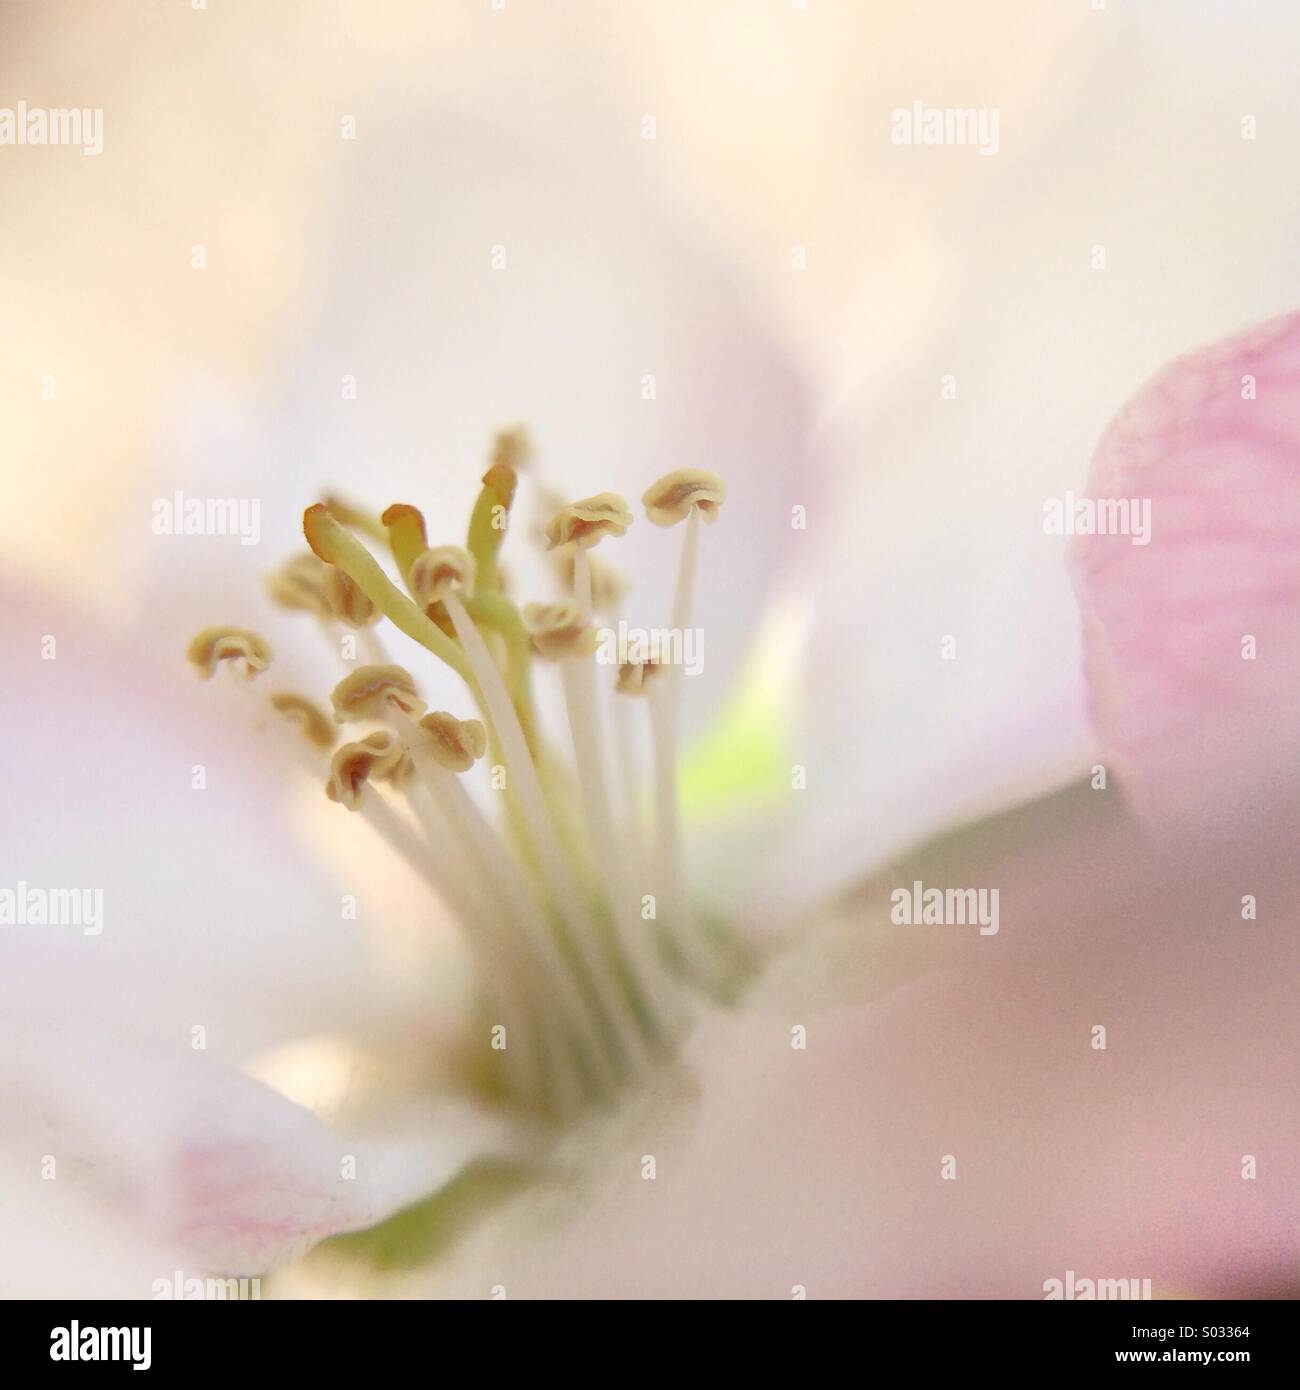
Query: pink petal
[[1, 1021, 511, 1276], [419, 788, 1299, 1299], [1070, 310, 1300, 828]]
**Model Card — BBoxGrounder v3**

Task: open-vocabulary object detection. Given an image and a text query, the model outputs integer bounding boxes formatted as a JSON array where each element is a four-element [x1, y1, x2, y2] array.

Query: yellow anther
[[331, 665, 426, 722], [418, 711, 488, 773], [544, 493, 632, 550], [523, 600, 598, 661], [642, 468, 726, 526], [325, 731, 410, 809], [186, 626, 272, 680], [269, 692, 335, 749], [614, 658, 662, 695], [409, 546, 476, 606]]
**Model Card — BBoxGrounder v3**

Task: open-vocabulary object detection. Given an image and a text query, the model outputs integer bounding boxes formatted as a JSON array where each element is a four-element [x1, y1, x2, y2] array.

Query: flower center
[[187, 432, 736, 1122]]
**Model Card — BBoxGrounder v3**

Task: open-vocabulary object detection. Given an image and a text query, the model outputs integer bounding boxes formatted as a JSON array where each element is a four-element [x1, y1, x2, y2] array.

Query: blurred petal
[[400, 785, 1299, 1299], [1070, 310, 1300, 830], [1, 1020, 513, 1276]]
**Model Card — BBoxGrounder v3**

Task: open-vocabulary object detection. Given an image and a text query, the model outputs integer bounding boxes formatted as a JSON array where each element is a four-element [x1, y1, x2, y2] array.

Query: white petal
[[0, 1019, 515, 1276]]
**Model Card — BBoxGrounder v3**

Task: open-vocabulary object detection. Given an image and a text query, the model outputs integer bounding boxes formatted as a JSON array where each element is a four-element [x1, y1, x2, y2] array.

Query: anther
[[330, 664, 426, 722], [269, 692, 335, 749], [324, 568, 378, 627], [642, 468, 726, 527], [264, 553, 333, 617], [186, 626, 272, 680], [523, 600, 598, 661], [418, 711, 488, 773], [325, 731, 409, 809], [409, 546, 476, 606], [544, 493, 633, 550], [491, 424, 533, 472], [302, 505, 472, 683]]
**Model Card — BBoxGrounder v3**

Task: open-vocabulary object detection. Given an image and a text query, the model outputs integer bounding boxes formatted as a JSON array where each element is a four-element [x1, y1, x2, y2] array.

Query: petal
[[394, 785, 1299, 1299], [0, 1155, 192, 1300], [1070, 310, 1300, 829], [0, 579, 475, 1068], [0, 1019, 513, 1277]]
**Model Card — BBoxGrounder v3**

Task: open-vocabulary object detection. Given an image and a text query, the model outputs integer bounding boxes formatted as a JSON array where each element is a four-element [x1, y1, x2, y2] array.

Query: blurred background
[[1, 0, 1298, 1298]]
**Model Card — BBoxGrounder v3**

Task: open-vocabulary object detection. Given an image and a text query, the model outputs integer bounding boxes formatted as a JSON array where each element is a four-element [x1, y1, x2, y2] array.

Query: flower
[[4, 2, 1299, 1300]]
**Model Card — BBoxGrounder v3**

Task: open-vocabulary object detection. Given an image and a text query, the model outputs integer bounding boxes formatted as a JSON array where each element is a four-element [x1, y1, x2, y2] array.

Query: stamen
[[264, 553, 333, 617], [523, 600, 598, 661], [324, 731, 409, 809], [322, 492, 387, 542], [303, 505, 472, 684], [572, 549, 592, 616], [642, 468, 726, 527], [379, 503, 428, 588], [409, 545, 477, 607], [645, 676, 718, 983], [323, 568, 378, 629], [467, 464, 517, 594], [557, 649, 688, 1045], [490, 424, 533, 472], [186, 626, 272, 680], [331, 665, 427, 722], [544, 493, 633, 551], [269, 692, 335, 750], [394, 771, 547, 1112], [526, 601, 682, 1027], [193, 439, 738, 1119], [614, 658, 662, 695], [555, 545, 626, 612], [441, 586, 649, 1073], [643, 469, 729, 982], [418, 711, 488, 773], [611, 653, 711, 973], [391, 708, 616, 1101]]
